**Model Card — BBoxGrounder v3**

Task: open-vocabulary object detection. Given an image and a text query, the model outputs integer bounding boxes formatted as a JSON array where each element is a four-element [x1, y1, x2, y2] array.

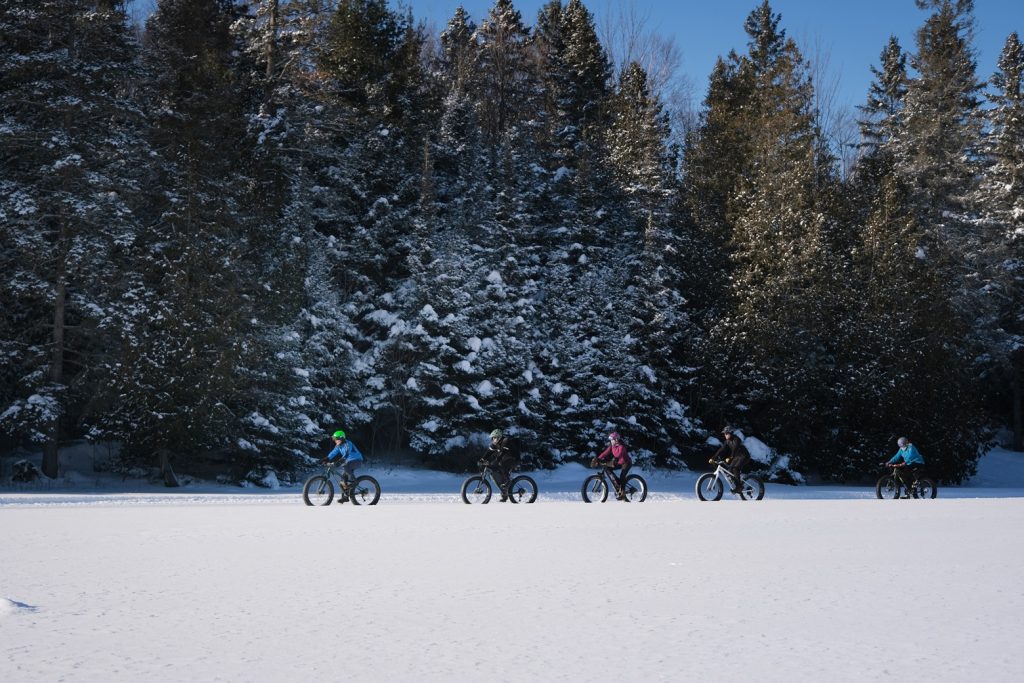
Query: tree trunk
[[1013, 358, 1023, 452], [266, 0, 279, 80], [41, 255, 67, 479], [158, 448, 180, 487]]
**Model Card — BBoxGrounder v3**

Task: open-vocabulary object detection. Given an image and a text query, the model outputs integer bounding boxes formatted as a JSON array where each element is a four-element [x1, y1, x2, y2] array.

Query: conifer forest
[[1, 0, 1021, 484]]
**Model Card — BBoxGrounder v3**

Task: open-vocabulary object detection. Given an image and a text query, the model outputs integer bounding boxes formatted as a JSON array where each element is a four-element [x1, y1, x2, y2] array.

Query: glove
[[477, 458, 489, 467]]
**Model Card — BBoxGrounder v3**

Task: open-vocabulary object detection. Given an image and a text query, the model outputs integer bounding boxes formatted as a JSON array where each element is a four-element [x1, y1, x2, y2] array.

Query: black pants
[[491, 458, 515, 490], [340, 460, 360, 486], [613, 463, 631, 493], [729, 455, 748, 488], [894, 466, 921, 491]]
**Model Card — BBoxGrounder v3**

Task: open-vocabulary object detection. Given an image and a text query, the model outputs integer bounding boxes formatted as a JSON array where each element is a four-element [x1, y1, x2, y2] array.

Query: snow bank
[[744, 435, 772, 462], [967, 447, 1024, 487]]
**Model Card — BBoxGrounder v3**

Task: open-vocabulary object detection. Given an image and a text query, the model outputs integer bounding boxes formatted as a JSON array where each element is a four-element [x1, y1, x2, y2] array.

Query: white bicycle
[[695, 459, 765, 501]]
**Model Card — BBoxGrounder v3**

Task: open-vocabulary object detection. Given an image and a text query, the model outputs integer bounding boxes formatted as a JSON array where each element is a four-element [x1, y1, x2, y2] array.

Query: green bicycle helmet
[[489, 429, 504, 439], [332, 429, 346, 439]]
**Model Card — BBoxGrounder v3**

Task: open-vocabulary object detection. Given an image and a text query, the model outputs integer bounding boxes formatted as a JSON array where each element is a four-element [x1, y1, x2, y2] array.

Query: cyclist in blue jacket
[[887, 436, 925, 496], [324, 429, 364, 502]]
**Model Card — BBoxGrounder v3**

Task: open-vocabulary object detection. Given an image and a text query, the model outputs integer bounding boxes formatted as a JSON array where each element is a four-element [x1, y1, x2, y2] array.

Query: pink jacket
[[598, 443, 631, 467]]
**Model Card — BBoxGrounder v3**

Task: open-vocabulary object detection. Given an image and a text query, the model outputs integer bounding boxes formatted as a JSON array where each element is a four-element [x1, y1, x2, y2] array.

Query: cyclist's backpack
[[499, 436, 521, 461]]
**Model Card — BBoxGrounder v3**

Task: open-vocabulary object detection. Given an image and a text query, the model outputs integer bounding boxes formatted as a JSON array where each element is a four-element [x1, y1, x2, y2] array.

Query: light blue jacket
[[888, 444, 925, 466], [328, 440, 364, 464]]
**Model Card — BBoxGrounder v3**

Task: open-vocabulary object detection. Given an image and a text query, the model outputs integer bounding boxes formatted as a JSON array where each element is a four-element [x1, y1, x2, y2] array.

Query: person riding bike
[[711, 426, 750, 493], [886, 436, 925, 497], [483, 429, 521, 502], [595, 432, 632, 500], [324, 429, 364, 503]]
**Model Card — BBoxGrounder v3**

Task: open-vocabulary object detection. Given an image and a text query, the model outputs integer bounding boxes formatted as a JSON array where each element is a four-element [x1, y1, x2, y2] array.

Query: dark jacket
[[486, 436, 520, 468], [715, 436, 750, 463]]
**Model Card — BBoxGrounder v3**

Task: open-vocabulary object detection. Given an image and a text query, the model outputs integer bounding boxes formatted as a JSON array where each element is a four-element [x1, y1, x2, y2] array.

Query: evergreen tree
[[840, 172, 985, 481], [241, 0, 337, 208], [529, 0, 565, 170], [896, 0, 983, 223], [559, 0, 610, 133], [472, 0, 534, 145], [305, 0, 440, 455], [555, 0, 612, 202], [97, 0, 310, 481], [976, 33, 1024, 448], [623, 212, 702, 464], [319, 0, 402, 110], [858, 36, 909, 157], [680, 55, 754, 324], [839, 3, 988, 482], [439, 6, 477, 93], [696, 1, 843, 467], [0, 0, 145, 477], [605, 62, 672, 200]]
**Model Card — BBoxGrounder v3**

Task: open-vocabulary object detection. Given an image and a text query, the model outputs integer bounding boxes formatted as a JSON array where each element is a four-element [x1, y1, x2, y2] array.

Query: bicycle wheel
[[696, 473, 723, 501], [738, 476, 765, 501], [507, 475, 538, 504], [581, 475, 609, 503], [349, 475, 381, 505], [875, 475, 902, 499], [302, 475, 334, 506], [461, 475, 492, 504], [911, 478, 938, 499], [622, 474, 648, 502]]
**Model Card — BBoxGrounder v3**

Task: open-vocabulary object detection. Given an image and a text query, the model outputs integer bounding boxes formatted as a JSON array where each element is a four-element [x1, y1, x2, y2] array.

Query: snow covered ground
[[3, 448, 1024, 506], [2, 449, 1023, 681]]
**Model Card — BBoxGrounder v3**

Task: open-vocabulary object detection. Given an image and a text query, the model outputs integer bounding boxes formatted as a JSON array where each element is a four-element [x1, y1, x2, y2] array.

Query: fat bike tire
[[876, 475, 902, 499], [348, 475, 381, 505], [581, 475, 609, 503], [302, 475, 334, 506], [738, 476, 765, 501], [507, 475, 538, 504], [622, 474, 648, 502], [696, 473, 723, 501], [461, 475, 492, 504], [912, 478, 938, 499]]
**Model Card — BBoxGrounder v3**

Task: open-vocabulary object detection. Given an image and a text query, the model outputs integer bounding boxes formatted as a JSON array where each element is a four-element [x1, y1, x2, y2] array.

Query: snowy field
[[2, 449, 1024, 681]]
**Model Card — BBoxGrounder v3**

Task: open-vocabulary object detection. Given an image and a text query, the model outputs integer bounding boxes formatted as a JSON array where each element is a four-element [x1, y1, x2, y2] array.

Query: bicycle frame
[[478, 462, 517, 492], [712, 463, 739, 489], [596, 466, 624, 492], [477, 465, 498, 492], [883, 464, 924, 493], [321, 462, 355, 489], [889, 465, 918, 485]]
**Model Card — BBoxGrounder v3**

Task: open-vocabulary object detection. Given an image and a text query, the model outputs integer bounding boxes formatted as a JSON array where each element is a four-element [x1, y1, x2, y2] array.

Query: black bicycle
[[875, 464, 937, 499], [581, 459, 648, 503], [461, 459, 538, 504], [303, 461, 381, 505]]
